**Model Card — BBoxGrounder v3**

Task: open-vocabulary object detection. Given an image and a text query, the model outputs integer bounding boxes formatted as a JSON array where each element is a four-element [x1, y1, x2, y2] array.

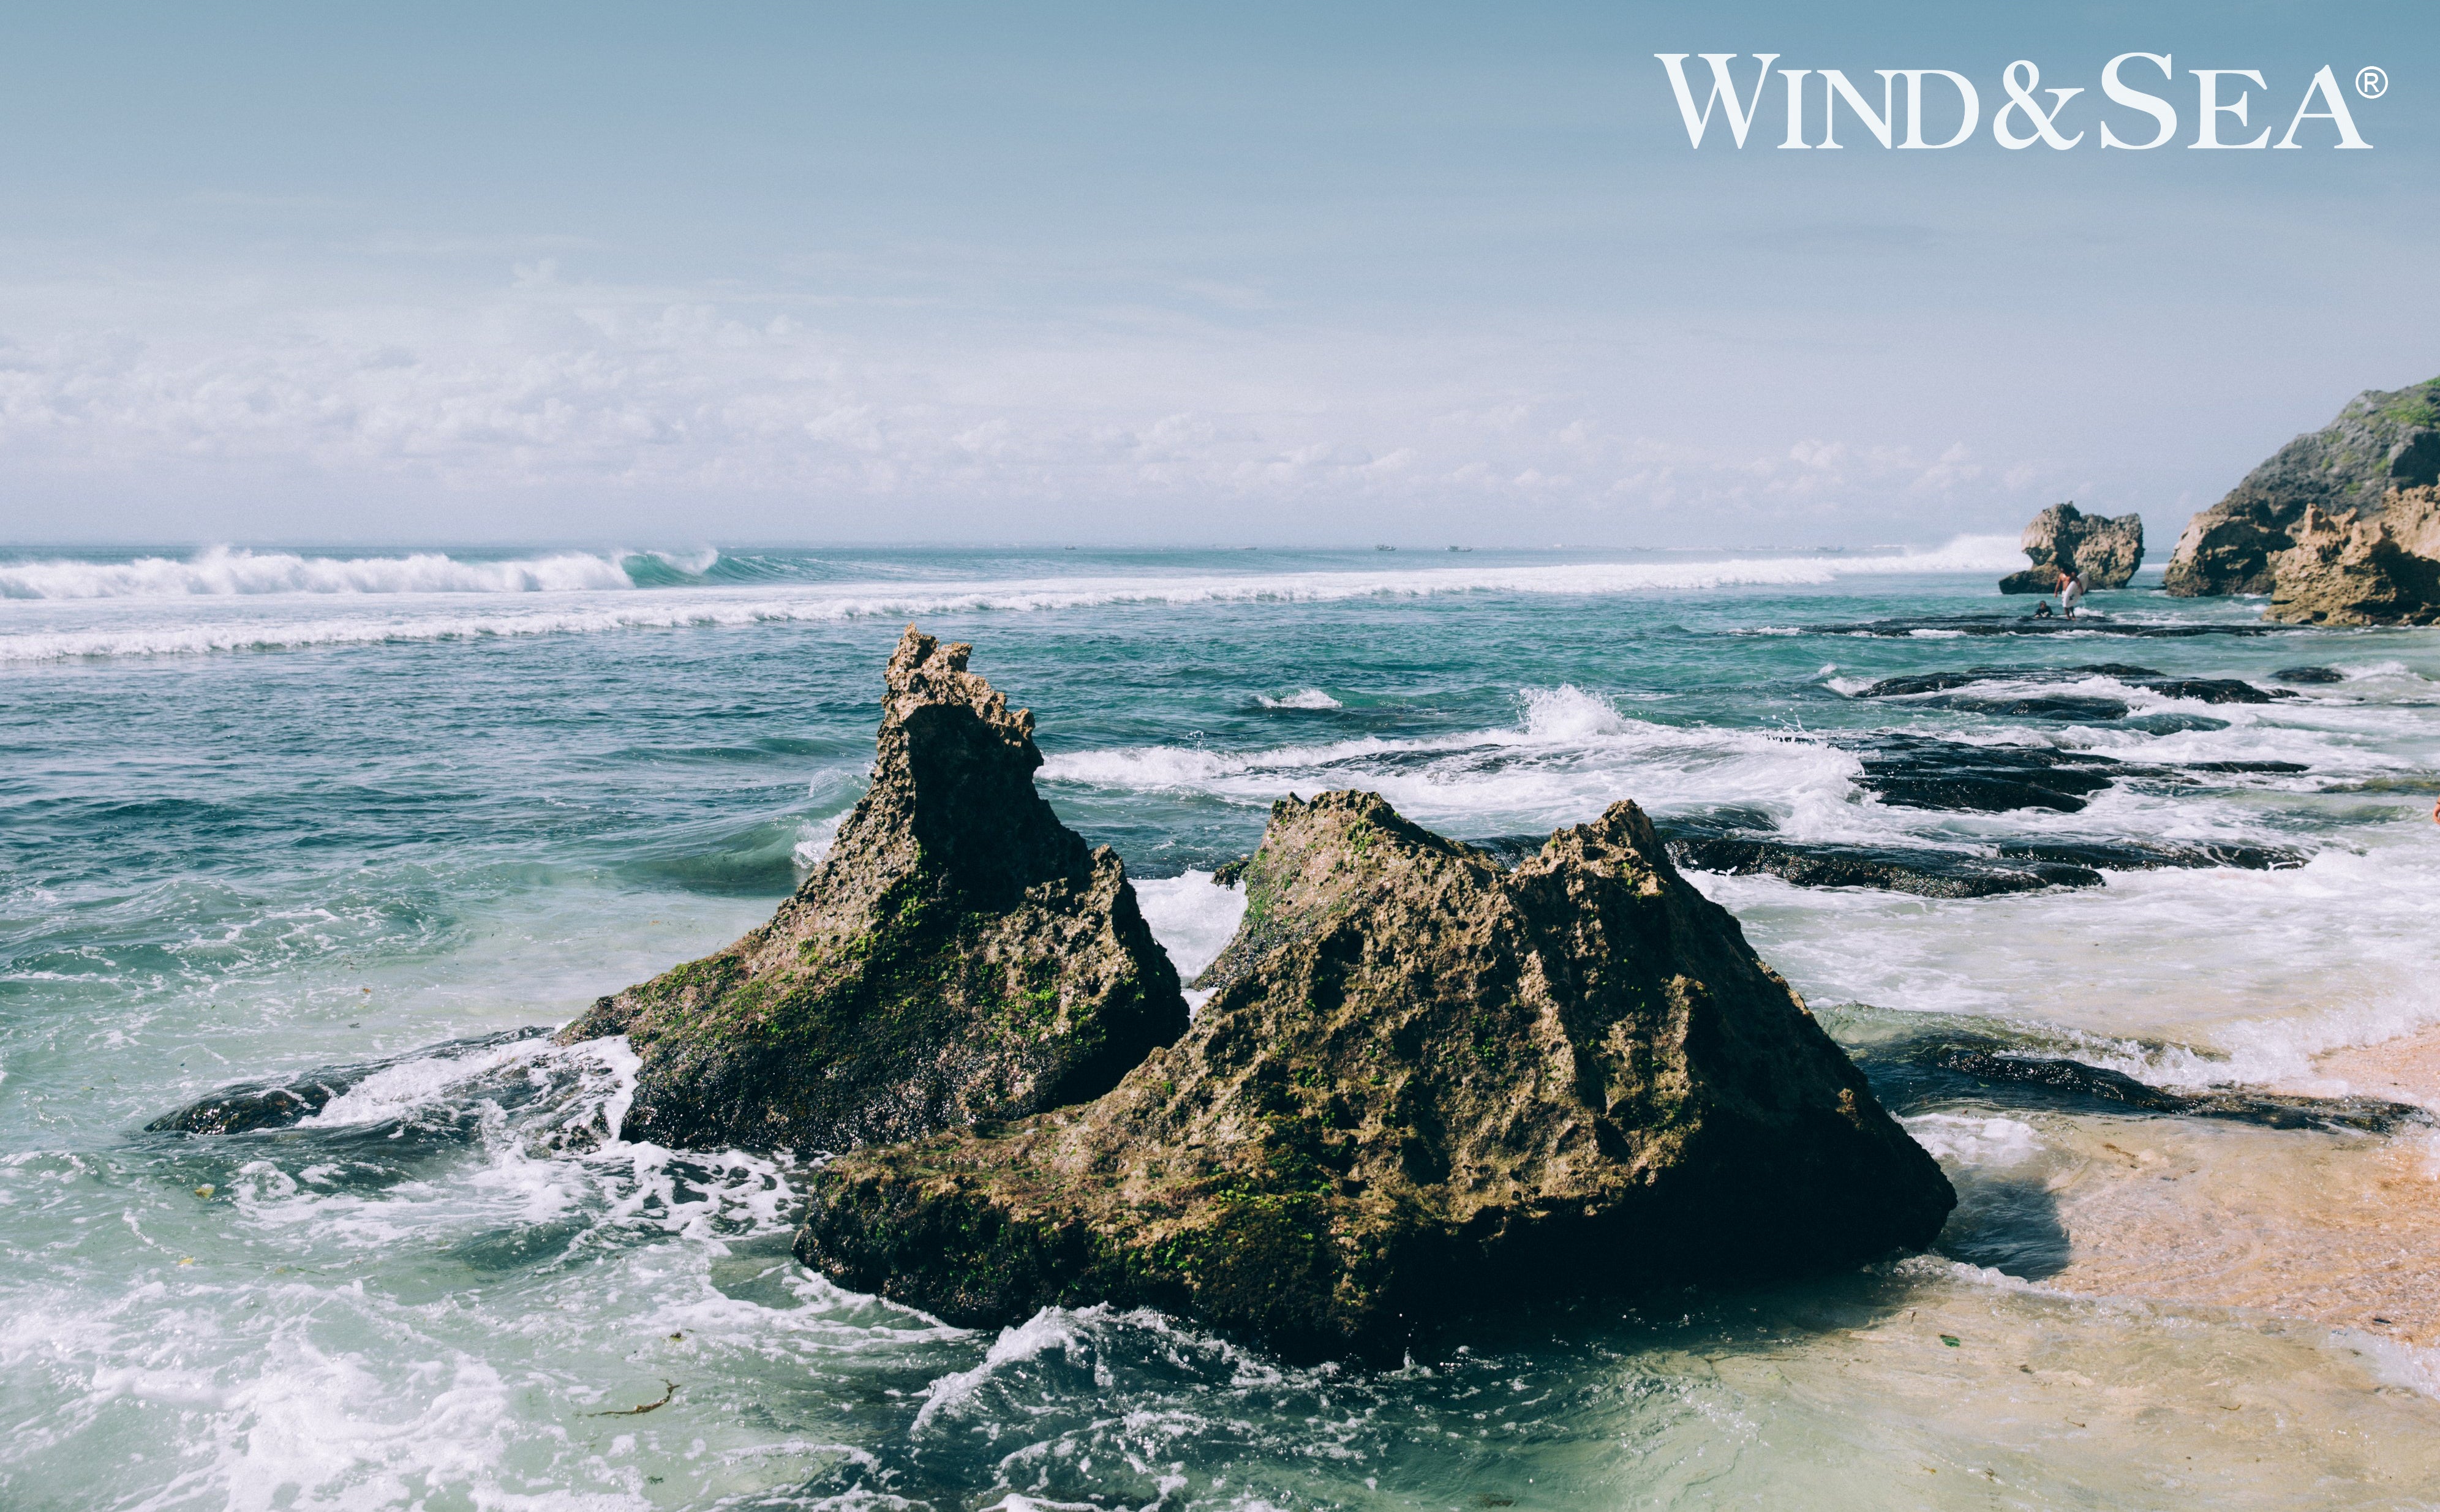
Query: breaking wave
[[0, 536, 2038, 661], [0, 546, 649, 598]]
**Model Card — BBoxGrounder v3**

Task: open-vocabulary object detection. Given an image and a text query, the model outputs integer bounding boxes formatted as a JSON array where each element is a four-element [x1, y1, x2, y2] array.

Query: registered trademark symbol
[[2356, 66, 2387, 99]]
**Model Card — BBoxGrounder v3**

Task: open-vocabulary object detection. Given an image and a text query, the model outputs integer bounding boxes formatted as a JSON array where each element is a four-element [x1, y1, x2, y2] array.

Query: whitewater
[[4, 543, 2438, 1509], [0, 540, 2025, 661]]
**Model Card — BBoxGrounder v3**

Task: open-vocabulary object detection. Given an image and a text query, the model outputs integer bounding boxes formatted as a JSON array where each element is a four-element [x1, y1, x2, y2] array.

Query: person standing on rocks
[[2060, 566, 2088, 617]]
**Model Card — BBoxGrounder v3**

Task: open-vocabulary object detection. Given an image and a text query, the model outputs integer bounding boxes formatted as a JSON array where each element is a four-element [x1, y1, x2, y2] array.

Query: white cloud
[[0, 258, 2088, 543]]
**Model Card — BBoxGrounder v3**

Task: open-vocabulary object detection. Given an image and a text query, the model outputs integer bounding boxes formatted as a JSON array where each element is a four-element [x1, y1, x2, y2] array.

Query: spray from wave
[[1256, 688, 1343, 710], [0, 536, 2046, 661], [0, 536, 2027, 602], [0, 545, 663, 598]]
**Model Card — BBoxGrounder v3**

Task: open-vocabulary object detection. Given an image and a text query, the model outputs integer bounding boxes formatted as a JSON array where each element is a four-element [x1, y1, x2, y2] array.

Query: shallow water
[[4, 543, 2438, 1508]]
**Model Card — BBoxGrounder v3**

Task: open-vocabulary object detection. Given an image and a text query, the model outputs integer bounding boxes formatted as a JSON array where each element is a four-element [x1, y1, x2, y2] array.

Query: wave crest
[[0, 546, 642, 598]]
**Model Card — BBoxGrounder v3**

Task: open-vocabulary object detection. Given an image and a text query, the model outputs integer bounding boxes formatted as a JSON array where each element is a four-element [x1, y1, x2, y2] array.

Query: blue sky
[[0, 1, 2430, 546]]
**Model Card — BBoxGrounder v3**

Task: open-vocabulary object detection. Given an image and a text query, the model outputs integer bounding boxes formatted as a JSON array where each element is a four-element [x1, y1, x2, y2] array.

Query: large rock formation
[[556, 626, 1186, 1151], [2166, 377, 2440, 596], [794, 791, 1955, 1362], [1998, 503, 2144, 593], [2264, 487, 2440, 626]]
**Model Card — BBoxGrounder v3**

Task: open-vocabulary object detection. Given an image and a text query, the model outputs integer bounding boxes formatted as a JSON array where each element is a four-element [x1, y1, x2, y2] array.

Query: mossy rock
[[796, 790, 1956, 1362], [558, 626, 1187, 1152]]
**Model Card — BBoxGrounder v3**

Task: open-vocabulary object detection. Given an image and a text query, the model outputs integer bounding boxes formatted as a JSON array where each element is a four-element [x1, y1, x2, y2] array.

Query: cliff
[[2264, 487, 2440, 626], [2165, 378, 2440, 596]]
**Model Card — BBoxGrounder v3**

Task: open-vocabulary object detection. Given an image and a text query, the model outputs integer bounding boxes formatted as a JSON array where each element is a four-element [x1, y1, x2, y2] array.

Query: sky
[[0, 0, 2431, 548]]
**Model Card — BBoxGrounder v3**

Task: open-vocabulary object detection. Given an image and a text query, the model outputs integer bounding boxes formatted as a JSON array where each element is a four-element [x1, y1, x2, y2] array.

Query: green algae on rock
[[556, 626, 1186, 1151], [794, 790, 1956, 1362], [2166, 377, 2440, 597]]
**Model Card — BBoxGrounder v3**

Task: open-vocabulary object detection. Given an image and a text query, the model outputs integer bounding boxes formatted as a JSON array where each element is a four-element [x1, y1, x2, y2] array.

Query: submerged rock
[[1925, 693, 2128, 722], [148, 1029, 551, 1134], [1850, 735, 2122, 814], [2264, 488, 2440, 626], [1828, 1010, 2429, 1138], [1665, 835, 2101, 897], [1461, 812, 2305, 900], [1662, 834, 2303, 899], [1850, 665, 2283, 710], [2165, 378, 2440, 596], [1993, 838, 2305, 872], [1998, 503, 2144, 593], [1801, 615, 2275, 639], [794, 791, 1955, 1362], [2183, 759, 2310, 774], [1850, 666, 2285, 714], [1908, 1045, 2424, 1137], [2135, 677, 2288, 704], [556, 626, 1186, 1152], [1853, 664, 2163, 698]]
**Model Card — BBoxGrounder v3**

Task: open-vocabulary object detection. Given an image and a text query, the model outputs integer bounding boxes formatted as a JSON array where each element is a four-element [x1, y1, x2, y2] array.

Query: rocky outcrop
[[2165, 377, 2440, 596], [2264, 487, 2440, 626], [793, 791, 1954, 1362], [555, 626, 1186, 1151], [1998, 503, 2144, 593]]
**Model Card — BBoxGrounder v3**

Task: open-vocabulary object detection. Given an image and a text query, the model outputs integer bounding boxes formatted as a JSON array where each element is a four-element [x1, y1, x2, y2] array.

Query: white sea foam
[[0, 535, 2043, 661], [1518, 683, 1630, 740], [1903, 1113, 2044, 1168], [1132, 871, 1249, 987], [912, 1303, 1284, 1439], [793, 811, 849, 868], [0, 544, 639, 598], [2338, 660, 2420, 682], [1711, 837, 2440, 1085], [298, 1037, 555, 1128], [1044, 690, 1863, 843], [912, 1306, 1103, 1435], [1257, 688, 1343, 709]]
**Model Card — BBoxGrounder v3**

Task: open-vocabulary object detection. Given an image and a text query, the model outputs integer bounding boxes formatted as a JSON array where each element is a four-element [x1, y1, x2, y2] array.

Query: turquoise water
[[4, 544, 2439, 1508]]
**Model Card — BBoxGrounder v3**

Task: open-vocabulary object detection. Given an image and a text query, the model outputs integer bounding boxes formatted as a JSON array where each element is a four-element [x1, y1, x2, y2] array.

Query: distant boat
[[1447, 546, 1470, 552], [1374, 544, 1396, 552]]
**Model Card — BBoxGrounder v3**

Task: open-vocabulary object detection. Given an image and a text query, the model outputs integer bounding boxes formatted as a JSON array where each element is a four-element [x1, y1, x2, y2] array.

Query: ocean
[[3, 542, 2436, 1509]]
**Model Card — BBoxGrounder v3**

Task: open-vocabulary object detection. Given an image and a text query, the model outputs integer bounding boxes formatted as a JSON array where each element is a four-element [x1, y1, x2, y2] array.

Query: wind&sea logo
[[1655, 53, 2383, 150]]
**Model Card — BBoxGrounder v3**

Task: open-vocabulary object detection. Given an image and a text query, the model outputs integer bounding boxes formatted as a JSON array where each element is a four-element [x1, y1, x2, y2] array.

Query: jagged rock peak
[[555, 624, 1187, 1153], [2166, 377, 2440, 596], [1998, 503, 2144, 593], [842, 625, 1091, 909], [794, 789, 1956, 1363]]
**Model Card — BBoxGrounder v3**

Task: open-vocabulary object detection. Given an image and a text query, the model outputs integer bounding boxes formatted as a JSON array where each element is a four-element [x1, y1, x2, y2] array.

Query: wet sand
[[2308, 1023, 2440, 1114], [2035, 1028, 2440, 1350]]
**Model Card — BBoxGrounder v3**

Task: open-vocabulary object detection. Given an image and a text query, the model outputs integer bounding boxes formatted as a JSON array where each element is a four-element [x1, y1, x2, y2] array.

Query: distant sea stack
[[1998, 503, 2144, 593], [2165, 377, 2440, 596], [795, 791, 1955, 1363], [555, 625, 1187, 1151]]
